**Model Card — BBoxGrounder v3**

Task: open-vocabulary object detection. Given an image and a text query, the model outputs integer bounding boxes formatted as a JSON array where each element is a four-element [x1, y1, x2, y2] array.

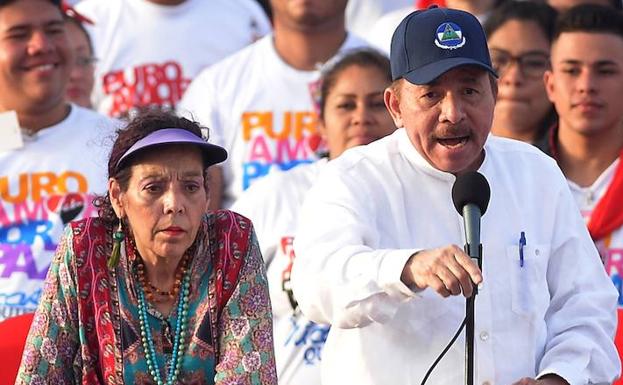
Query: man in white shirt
[[75, 0, 271, 119], [0, 0, 117, 321], [291, 6, 620, 385], [178, 0, 367, 209], [540, 4, 623, 382]]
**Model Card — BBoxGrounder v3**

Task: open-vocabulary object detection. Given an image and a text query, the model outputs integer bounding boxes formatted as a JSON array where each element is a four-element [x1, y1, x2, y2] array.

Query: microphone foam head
[[451, 171, 491, 216]]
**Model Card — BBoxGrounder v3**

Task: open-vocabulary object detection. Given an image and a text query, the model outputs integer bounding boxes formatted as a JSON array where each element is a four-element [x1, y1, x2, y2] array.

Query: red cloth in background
[[614, 309, 623, 385], [416, 0, 447, 8], [0, 313, 34, 385], [587, 151, 623, 241]]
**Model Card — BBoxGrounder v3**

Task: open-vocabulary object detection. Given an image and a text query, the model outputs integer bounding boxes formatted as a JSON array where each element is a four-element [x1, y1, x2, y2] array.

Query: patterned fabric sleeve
[[214, 230, 278, 385], [16, 227, 81, 385]]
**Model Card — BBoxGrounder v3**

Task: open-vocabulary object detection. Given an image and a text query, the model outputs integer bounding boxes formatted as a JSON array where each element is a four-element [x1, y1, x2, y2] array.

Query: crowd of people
[[1, 0, 623, 384]]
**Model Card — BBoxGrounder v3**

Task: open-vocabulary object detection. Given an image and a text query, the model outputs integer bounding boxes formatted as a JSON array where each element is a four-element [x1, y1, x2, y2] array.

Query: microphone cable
[[420, 315, 467, 385]]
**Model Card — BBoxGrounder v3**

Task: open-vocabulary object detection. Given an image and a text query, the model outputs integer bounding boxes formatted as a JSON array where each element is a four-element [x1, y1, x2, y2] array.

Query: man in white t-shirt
[[365, 0, 501, 55], [178, 0, 367, 209], [291, 6, 619, 384], [0, 0, 117, 321], [75, 0, 271, 119], [540, 4, 623, 379], [345, 0, 412, 37]]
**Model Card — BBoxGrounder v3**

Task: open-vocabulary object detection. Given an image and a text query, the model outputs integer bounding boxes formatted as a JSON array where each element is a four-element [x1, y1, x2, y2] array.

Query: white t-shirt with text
[[0, 105, 117, 321], [178, 33, 367, 207], [76, 0, 271, 118]]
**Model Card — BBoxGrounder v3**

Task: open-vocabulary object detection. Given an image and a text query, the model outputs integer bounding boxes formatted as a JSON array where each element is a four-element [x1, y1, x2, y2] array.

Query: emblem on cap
[[435, 22, 466, 50]]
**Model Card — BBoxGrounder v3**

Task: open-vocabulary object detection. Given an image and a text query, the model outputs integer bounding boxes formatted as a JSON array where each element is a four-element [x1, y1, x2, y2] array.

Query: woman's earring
[[108, 220, 125, 268]]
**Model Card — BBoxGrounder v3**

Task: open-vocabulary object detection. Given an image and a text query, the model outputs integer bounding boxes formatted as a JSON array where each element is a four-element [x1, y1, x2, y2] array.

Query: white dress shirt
[[291, 129, 620, 385]]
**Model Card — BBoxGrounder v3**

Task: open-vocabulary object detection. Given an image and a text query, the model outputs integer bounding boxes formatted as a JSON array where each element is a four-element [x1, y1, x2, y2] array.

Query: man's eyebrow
[[457, 76, 479, 84], [559, 59, 620, 68], [559, 59, 582, 66], [594, 60, 620, 68], [4, 19, 64, 33], [181, 170, 204, 178]]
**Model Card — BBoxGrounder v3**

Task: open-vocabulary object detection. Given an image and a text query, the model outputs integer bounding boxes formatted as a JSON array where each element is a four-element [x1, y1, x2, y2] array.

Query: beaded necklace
[[136, 253, 190, 302], [135, 262, 191, 385]]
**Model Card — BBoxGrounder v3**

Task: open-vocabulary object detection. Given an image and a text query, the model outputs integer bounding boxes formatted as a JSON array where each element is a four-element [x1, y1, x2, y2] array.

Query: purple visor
[[115, 128, 228, 170]]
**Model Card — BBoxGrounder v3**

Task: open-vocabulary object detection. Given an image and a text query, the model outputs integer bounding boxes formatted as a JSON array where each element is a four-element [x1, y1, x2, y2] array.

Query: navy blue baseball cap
[[390, 6, 497, 84]]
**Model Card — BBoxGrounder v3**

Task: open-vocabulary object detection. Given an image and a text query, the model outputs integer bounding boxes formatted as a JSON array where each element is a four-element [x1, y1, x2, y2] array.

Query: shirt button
[[479, 331, 489, 341]]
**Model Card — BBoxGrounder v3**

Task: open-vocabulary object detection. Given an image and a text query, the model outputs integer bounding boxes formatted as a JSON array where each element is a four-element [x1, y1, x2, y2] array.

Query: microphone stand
[[465, 243, 482, 385]]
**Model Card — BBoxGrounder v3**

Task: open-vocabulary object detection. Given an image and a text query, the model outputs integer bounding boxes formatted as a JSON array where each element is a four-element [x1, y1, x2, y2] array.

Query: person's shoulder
[[486, 135, 560, 175], [342, 32, 371, 51], [209, 0, 268, 16], [237, 161, 320, 203], [64, 104, 121, 139], [74, 0, 119, 21], [193, 35, 270, 82], [70, 216, 106, 232], [209, 209, 254, 233], [184, 34, 270, 107], [365, 6, 414, 52], [274, 160, 323, 184], [70, 104, 118, 124], [192, 0, 271, 32], [329, 130, 402, 172], [488, 135, 553, 160], [68, 217, 109, 247]]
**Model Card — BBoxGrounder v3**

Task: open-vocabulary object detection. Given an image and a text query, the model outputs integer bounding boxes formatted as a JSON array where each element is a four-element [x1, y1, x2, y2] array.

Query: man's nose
[[576, 68, 598, 95], [438, 93, 466, 124], [28, 30, 54, 55]]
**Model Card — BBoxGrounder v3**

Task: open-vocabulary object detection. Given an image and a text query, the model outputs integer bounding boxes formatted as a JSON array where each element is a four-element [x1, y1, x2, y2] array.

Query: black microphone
[[451, 172, 491, 385], [451, 171, 491, 261]]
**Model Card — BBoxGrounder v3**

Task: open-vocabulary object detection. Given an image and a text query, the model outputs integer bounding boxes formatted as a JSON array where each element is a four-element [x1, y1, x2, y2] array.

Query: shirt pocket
[[506, 243, 550, 319]]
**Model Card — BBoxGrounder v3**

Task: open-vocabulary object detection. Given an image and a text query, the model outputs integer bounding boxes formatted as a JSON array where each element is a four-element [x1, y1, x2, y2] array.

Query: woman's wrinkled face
[[110, 145, 208, 261], [320, 64, 396, 158]]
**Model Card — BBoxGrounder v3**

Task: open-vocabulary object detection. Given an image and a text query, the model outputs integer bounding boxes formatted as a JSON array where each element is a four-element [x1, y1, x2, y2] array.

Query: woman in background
[[484, 0, 558, 145], [232, 48, 397, 385], [65, 13, 96, 108]]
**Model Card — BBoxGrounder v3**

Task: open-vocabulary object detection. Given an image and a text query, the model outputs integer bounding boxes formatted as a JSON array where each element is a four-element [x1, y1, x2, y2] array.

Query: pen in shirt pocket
[[519, 231, 526, 268]]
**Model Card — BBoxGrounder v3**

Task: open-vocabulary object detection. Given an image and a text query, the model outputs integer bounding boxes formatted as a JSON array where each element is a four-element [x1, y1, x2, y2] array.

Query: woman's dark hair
[[553, 3, 623, 41], [484, 0, 559, 144], [318, 48, 391, 119], [484, 1, 558, 42], [94, 109, 210, 224], [64, 15, 94, 56]]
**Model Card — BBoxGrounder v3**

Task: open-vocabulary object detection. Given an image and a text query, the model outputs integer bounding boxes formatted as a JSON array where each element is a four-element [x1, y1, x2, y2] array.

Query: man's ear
[[489, 75, 498, 101], [543, 70, 556, 104], [108, 178, 124, 218], [385, 85, 404, 128]]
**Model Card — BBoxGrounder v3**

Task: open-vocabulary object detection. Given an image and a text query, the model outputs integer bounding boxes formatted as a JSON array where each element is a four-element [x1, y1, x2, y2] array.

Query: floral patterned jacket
[[16, 210, 277, 385]]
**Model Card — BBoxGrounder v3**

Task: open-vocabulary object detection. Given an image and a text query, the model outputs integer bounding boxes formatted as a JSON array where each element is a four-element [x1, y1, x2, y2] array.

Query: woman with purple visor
[[16, 110, 277, 385]]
